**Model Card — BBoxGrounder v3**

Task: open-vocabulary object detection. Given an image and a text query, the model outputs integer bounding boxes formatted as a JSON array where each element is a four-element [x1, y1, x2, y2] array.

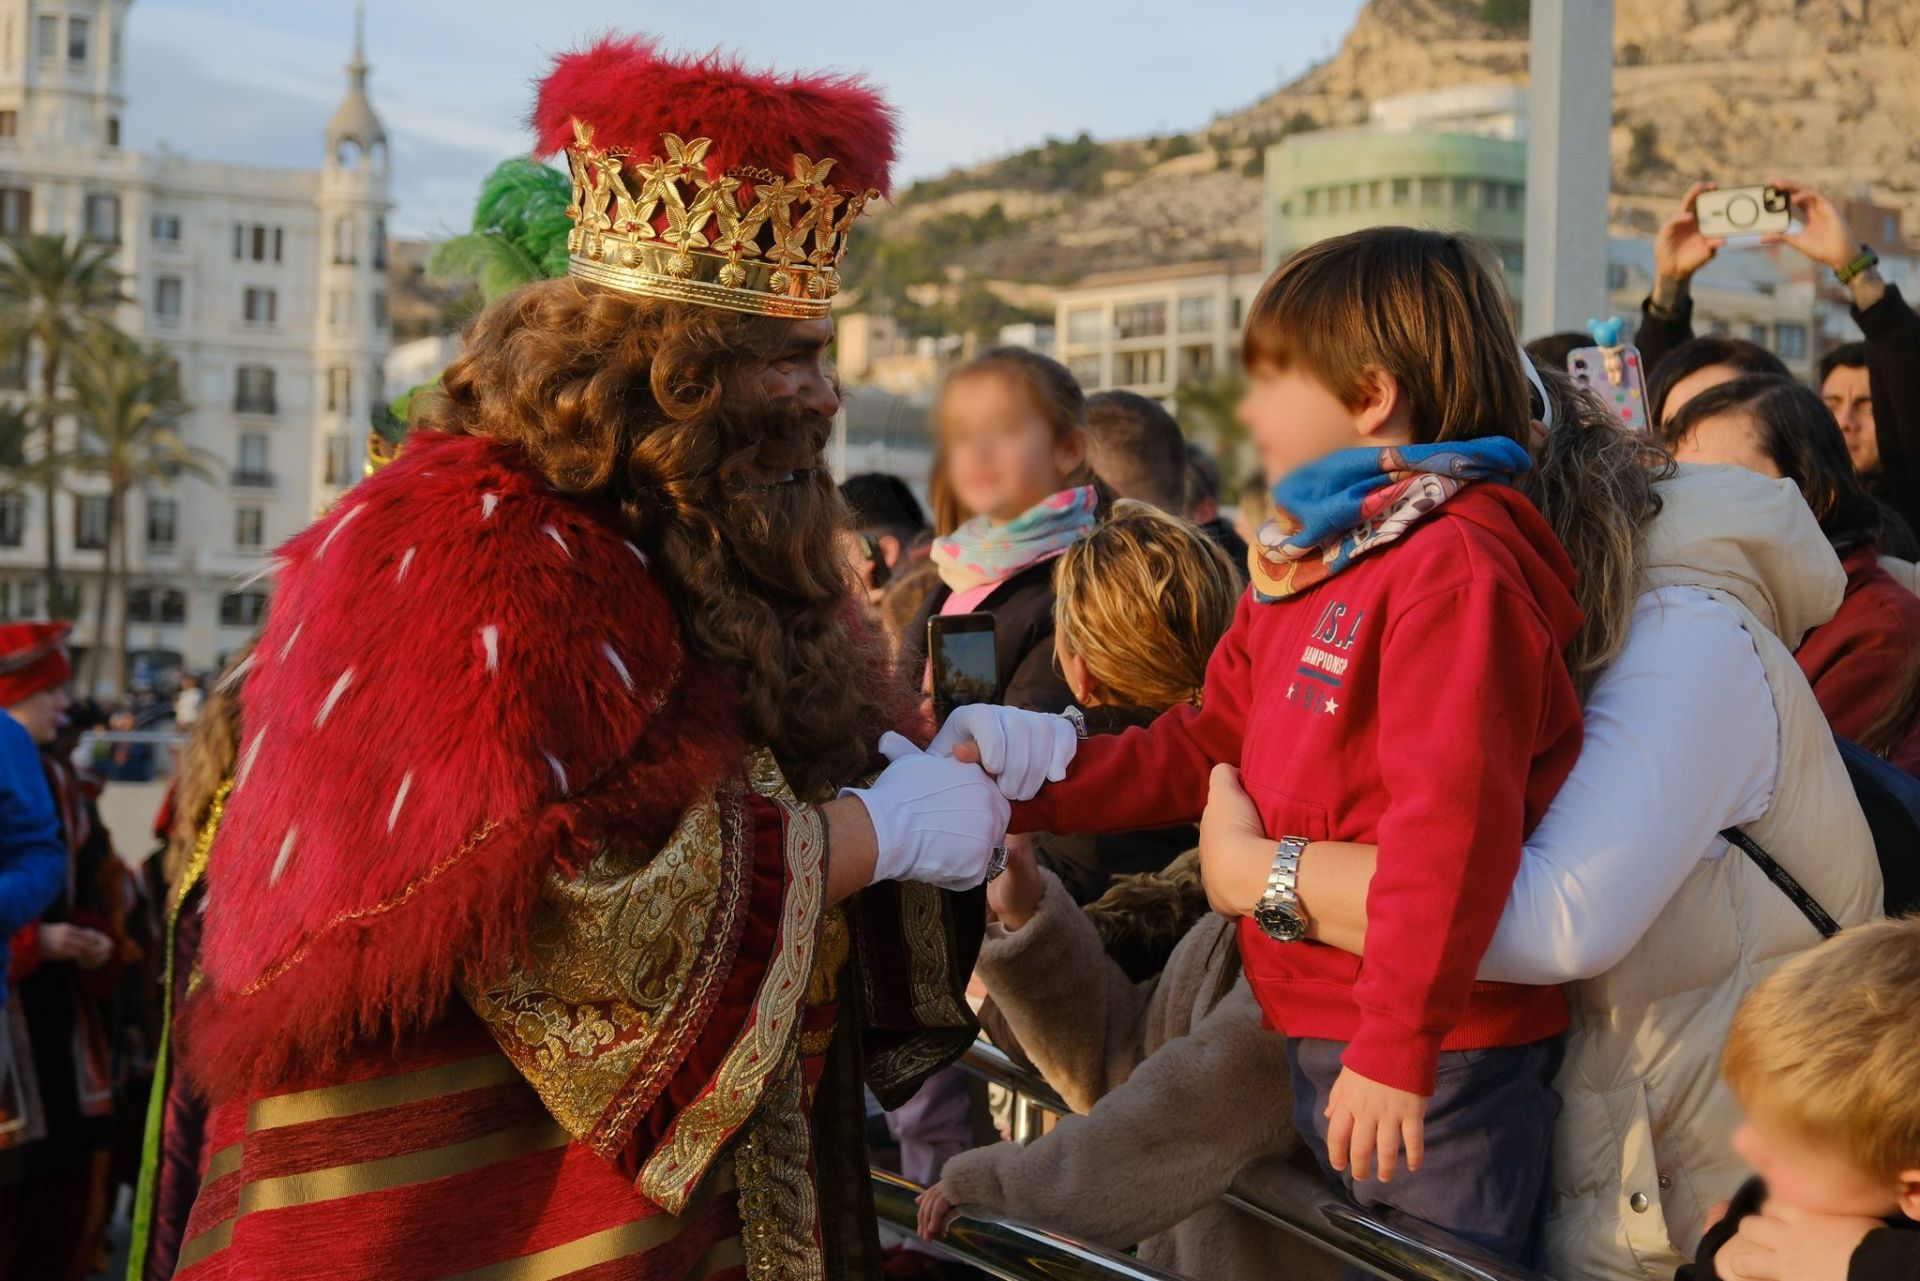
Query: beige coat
[[1545, 466, 1885, 1281], [941, 870, 1318, 1280]]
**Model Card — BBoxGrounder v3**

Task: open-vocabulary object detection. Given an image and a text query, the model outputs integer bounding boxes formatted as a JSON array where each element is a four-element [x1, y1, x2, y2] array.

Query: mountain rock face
[[854, 0, 1920, 323]]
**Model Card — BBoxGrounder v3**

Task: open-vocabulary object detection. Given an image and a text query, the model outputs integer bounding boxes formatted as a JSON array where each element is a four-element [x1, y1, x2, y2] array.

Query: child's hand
[[1326, 1066, 1427, 1183], [1198, 764, 1272, 917], [985, 834, 1043, 929], [916, 1182, 960, 1240]]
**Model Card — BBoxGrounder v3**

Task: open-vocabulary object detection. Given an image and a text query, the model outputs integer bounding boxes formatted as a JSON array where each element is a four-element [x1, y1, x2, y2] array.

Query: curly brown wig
[[409, 276, 909, 797]]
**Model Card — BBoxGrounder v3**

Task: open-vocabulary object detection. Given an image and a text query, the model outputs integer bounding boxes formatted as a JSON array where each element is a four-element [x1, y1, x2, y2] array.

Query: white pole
[[1523, 0, 1614, 335]]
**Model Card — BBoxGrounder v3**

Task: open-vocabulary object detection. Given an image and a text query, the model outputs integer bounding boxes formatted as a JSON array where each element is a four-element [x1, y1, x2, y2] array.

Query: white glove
[[843, 732, 1011, 890], [925, 704, 1079, 801]]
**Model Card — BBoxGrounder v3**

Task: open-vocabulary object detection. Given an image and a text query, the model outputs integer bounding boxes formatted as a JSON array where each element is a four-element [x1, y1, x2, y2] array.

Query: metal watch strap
[[1255, 835, 1311, 941]]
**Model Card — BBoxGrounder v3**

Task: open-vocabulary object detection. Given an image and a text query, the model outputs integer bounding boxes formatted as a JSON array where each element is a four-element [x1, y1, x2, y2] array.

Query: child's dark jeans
[[1287, 1035, 1564, 1265]]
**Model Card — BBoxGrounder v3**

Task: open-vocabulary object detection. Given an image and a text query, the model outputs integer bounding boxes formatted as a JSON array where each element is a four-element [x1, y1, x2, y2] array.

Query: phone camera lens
[[1726, 195, 1759, 228]]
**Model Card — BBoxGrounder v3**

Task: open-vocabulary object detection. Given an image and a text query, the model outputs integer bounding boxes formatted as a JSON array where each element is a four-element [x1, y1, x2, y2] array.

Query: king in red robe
[[161, 35, 998, 1281]]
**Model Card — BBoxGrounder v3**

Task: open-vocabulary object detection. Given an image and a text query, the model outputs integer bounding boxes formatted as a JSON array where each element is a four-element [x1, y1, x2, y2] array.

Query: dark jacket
[[904, 557, 1075, 714], [1677, 1175, 1919, 1281]]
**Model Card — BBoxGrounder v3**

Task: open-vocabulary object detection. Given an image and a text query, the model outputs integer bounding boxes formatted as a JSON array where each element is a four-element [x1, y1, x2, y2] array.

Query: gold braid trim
[[734, 1056, 824, 1281], [638, 793, 825, 1212]]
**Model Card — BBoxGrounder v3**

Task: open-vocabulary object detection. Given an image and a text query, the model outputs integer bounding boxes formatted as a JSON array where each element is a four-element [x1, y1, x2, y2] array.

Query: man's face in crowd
[[1823, 363, 1877, 476], [739, 317, 840, 488], [7, 686, 70, 747]]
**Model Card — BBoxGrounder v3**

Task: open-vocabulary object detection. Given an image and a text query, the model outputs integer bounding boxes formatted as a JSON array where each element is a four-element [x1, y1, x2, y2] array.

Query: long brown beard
[[636, 396, 908, 797]]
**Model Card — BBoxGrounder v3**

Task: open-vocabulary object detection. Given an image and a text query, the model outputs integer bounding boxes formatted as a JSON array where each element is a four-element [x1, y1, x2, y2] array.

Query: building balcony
[[231, 469, 277, 490], [232, 399, 278, 416]]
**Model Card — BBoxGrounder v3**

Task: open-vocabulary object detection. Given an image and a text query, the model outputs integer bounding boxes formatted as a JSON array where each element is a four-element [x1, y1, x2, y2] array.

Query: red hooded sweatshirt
[[1015, 483, 1583, 1095]]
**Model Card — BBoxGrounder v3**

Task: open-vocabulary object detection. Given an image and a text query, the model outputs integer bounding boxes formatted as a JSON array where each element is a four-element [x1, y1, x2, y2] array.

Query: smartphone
[[1695, 185, 1793, 239], [929, 612, 999, 724], [1568, 344, 1650, 433]]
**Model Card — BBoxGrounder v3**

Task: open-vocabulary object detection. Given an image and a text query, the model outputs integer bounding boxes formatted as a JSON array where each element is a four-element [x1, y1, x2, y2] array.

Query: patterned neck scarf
[[1249, 438, 1532, 602], [931, 484, 1098, 593]]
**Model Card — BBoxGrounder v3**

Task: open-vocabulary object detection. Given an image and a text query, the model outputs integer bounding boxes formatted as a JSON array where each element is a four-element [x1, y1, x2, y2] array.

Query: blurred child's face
[[1236, 360, 1402, 484], [941, 372, 1083, 523], [1732, 1110, 1912, 1219]]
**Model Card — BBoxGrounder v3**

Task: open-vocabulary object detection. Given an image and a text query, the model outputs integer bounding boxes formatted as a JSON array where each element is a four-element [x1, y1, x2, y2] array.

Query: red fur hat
[[532, 34, 897, 197], [530, 35, 898, 316], [0, 621, 71, 707]]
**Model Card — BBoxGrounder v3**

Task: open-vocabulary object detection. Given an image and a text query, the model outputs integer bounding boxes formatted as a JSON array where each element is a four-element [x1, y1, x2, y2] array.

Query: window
[[1115, 349, 1167, 387], [1419, 177, 1443, 207], [1178, 344, 1215, 383], [220, 591, 267, 627], [1607, 262, 1629, 291], [1065, 308, 1105, 345], [1328, 186, 1345, 213], [234, 506, 264, 549], [104, 115, 118, 147], [146, 497, 177, 547], [371, 290, 388, 329], [1303, 188, 1320, 215], [76, 494, 109, 550], [326, 366, 352, 414], [0, 495, 22, 547], [1776, 323, 1807, 360], [1112, 301, 1166, 341], [328, 289, 353, 329], [1066, 354, 1102, 390], [325, 433, 354, 486], [83, 193, 119, 243], [372, 217, 387, 269], [233, 223, 283, 263], [154, 276, 182, 321], [0, 186, 31, 236], [0, 346, 25, 391], [235, 434, 270, 487], [67, 15, 87, 63], [234, 365, 276, 414], [0, 111, 16, 139], [332, 215, 356, 265], [127, 587, 186, 624], [1749, 324, 1768, 346], [1177, 295, 1215, 334], [242, 287, 277, 325], [1505, 184, 1524, 211], [1478, 180, 1499, 210], [35, 15, 57, 62], [150, 213, 180, 243]]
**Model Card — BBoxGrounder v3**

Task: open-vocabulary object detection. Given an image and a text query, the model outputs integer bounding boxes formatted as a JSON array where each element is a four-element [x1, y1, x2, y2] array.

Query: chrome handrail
[[870, 1168, 1192, 1281], [958, 1041, 1557, 1281]]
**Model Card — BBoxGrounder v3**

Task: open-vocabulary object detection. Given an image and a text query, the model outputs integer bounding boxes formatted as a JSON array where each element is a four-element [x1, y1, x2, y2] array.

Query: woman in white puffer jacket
[[1260, 462, 1884, 1281]]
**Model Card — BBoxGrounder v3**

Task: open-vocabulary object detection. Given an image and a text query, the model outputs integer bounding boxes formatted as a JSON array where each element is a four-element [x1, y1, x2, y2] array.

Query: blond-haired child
[[1682, 917, 1920, 1281]]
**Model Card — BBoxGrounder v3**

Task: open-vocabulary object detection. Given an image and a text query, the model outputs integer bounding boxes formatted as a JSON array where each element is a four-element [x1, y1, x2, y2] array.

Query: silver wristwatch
[[1253, 836, 1311, 943]]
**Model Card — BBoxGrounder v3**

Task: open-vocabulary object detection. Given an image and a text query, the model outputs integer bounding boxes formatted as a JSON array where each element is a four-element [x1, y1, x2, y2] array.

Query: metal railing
[[943, 1039, 1558, 1281], [870, 1169, 1189, 1281]]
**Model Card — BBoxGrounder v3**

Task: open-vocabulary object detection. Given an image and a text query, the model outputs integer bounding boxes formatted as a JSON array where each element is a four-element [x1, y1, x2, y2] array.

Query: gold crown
[[562, 120, 877, 319]]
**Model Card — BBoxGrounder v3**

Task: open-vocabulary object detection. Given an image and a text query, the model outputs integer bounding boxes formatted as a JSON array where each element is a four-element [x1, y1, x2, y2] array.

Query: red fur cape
[[179, 432, 744, 1097]]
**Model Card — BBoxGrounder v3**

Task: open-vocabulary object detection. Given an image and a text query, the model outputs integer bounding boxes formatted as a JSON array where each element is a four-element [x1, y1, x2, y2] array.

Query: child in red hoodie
[[999, 228, 1584, 1261]]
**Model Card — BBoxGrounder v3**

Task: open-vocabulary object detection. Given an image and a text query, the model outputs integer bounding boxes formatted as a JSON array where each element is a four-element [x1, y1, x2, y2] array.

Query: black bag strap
[[1719, 827, 1841, 938]]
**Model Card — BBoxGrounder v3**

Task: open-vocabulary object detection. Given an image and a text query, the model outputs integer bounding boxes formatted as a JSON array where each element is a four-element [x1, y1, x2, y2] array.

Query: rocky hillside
[[848, 0, 1920, 333]]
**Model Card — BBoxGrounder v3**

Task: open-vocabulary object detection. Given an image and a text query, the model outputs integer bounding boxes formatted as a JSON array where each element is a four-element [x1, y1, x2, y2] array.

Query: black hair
[[1647, 335, 1789, 425], [1185, 443, 1222, 506], [1818, 341, 1868, 389], [1524, 331, 1594, 373], [838, 472, 927, 536], [1084, 390, 1189, 513], [1661, 374, 1883, 553]]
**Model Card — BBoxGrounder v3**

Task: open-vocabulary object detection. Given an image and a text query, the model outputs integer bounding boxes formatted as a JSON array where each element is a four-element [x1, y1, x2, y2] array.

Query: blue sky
[[122, 1, 1367, 237]]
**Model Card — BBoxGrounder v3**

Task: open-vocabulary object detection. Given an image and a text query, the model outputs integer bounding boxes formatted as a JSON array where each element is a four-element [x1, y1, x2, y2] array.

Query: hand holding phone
[[929, 612, 999, 724], [1694, 185, 1793, 240]]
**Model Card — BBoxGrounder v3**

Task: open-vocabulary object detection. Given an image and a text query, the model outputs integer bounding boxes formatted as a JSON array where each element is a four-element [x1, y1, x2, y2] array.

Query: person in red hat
[[158, 35, 1009, 1281], [0, 621, 122, 1281]]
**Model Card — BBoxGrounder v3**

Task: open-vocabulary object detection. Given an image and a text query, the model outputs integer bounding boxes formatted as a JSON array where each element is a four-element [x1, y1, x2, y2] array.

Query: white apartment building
[[1053, 258, 1265, 400], [0, 0, 391, 684]]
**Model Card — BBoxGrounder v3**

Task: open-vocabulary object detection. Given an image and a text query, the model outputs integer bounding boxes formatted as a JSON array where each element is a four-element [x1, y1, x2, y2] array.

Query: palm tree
[[59, 331, 210, 695], [426, 157, 573, 304], [0, 234, 128, 611]]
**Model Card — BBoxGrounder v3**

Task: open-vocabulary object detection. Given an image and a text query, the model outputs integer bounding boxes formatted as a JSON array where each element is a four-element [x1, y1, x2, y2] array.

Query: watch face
[[1255, 901, 1307, 943]]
